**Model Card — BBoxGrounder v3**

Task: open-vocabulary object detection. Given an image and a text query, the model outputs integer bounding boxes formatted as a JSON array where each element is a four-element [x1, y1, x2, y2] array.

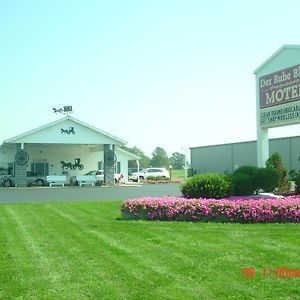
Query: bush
[[230, 165, 281, 195], [253, 167, 280, 192], [230, 165, 258, 196], [265, 152, 288, 193], [295, 175, 300, 194], [233, 165, 259, 177], [231, 173, 255, 196], [181, 173, 231, 199]]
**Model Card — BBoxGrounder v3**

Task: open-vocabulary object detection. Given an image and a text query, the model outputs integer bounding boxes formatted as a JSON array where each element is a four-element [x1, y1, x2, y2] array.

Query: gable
[[4, 116, 126, 145], [254, 45, 300, 77]]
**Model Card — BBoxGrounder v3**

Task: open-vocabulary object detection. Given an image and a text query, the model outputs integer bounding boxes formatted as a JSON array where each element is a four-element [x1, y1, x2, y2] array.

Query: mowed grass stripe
[[1, 205, 88, 299], [36, 202, 185, 299], [48, 203, 208, 299], [0, 208, 42, 299], [0, 201, 300, 299], [48, 204, 143, 299], [1, 203, 120, 299], [107, 222, 295, 299], [46, 203, 208, 299], [0, 202, 210, 299], [49, 203, 217, 297], [24, 203, 134, 299], [34, 203, 300, 298]]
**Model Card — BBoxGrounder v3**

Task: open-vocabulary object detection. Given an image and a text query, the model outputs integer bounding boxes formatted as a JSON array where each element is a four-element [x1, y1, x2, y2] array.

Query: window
[[98, 161, 103, 170], [0, 162, 14, 175], [115, 162, 121, 174], [31, 163, 49, 176], [8, 163, 14, 175]]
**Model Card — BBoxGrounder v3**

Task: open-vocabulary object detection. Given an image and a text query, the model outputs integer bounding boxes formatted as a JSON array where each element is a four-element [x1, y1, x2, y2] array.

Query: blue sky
[[1, 0, 300, 156]]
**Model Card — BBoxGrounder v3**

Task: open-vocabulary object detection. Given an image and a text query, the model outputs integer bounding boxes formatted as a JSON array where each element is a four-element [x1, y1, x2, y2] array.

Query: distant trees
[[169, 152, 185, 169], [150, 147, 170, 168], [121, 146, 186, 170], [121, 146, 150, 168]]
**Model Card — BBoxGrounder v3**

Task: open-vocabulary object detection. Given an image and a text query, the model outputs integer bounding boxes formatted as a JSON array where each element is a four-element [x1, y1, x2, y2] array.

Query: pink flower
[[121, 196, 300, 223]]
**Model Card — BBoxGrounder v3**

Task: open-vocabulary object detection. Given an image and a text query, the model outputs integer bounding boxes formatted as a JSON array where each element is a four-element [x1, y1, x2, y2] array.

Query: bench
[[76, 175, 96, 187], [46, 175, 67, 187]]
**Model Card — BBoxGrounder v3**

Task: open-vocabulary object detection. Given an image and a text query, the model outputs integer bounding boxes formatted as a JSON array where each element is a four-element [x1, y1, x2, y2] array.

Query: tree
[[150, 147, 170, 168], [169, 152, 185, 169], [121, 146, 150, 168], [265, 152, 288, 193], [266, 152, 284, 169]]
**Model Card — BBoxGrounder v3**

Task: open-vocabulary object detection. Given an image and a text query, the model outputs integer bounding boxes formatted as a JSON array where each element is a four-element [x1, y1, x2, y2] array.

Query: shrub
[[181, 173, 231, 199], [289, 169, 298, 181], [230, 165, 258, 196], [231, 173, 255, 196], [233, 165, 259, 177], [265, 152, 289, 193], [230, 165, 281, 195], [295, 175, 300, 194], [253, 167, 280, 192]]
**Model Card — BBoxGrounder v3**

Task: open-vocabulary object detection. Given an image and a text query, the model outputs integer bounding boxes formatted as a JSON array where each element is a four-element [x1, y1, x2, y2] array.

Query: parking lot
[[0, 183, 182, 203]]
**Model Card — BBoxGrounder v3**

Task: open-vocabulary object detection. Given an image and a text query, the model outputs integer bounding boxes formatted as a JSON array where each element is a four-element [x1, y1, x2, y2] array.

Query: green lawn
[[171, 169, 186, 181], [0, 201, 299, 299]]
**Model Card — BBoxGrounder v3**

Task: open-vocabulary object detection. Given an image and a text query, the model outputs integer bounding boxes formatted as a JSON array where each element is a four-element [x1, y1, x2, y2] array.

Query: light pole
[[181, 147, 188, 179]]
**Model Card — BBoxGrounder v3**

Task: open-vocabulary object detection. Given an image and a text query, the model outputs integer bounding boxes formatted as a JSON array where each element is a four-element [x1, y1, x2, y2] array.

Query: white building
[[0, 115, 139, 186]]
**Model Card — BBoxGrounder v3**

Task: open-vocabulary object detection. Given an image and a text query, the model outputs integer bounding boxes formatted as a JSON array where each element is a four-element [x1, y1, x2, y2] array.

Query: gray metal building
[[190, 136, 300, 174]]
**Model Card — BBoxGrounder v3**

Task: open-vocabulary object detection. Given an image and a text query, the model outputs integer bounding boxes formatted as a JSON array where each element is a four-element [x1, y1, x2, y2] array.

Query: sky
[[1, 0, 300, 157]]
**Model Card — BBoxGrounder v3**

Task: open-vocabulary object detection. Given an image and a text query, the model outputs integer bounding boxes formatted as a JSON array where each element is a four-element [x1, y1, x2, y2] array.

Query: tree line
[[121, 146, 186, 170]]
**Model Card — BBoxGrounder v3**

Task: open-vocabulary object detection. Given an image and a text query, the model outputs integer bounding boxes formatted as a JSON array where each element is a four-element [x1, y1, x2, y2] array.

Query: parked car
[[70, 170, 104, 186], [0, 174, 46, 187], [128, 168, 144, 176], [0, 175, 15, 187], [129, 167, 170, 182], [70, 170, 122, 185]]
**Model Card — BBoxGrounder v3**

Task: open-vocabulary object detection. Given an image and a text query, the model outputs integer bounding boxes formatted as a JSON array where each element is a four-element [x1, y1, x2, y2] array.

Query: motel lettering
[[259, 64, 300, 108]]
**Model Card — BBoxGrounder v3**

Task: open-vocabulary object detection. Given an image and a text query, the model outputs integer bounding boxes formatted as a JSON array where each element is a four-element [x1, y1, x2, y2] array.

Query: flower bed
[[121, 196, 300, 223], [143, 179, 181, 184]]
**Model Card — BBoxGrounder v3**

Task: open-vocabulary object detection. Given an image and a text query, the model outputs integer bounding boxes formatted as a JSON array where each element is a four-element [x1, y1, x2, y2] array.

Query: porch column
[[257, 127, 269, 167], [136, 159, 140, 183], [104, 144, 115, 185], [15, 144, 28, 187]]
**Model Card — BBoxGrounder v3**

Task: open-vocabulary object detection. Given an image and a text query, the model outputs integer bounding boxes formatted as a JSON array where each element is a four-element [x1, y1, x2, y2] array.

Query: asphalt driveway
[[0, 183, 182, 204]]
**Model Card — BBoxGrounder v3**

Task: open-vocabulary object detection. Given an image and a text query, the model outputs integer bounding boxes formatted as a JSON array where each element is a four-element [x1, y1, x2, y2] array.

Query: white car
[[129, 167, 170, 181], [70, 170, 122, 185]]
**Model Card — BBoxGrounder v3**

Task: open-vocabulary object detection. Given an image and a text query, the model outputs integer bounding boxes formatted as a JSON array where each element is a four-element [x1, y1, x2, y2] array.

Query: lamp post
[[181, 147, 188, 179]]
